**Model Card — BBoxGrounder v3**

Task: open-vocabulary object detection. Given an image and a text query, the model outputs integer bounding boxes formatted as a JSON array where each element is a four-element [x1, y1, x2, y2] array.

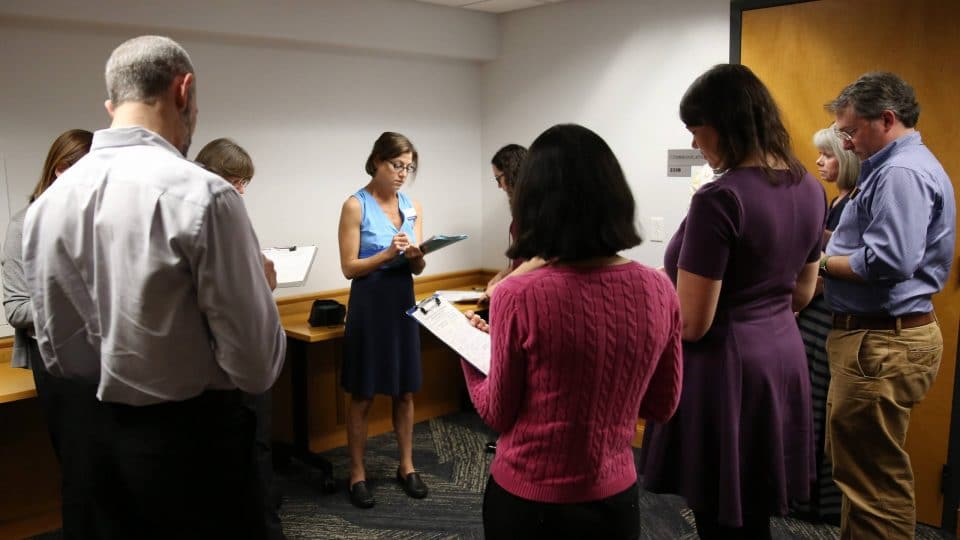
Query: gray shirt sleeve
[[193, 190, 286, 394], [2, 207, 34, 330]]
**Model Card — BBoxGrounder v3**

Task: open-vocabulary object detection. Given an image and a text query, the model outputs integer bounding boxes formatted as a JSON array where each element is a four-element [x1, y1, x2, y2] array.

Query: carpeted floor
[[275, 411, 953, 539], [31, 410, 954, 539]]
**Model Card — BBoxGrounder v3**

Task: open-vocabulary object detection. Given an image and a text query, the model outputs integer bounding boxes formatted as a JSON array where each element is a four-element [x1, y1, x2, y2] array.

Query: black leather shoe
[[396, 469, 428, 499], [485, 441, 497, 453], [349, 481, 375, 509]]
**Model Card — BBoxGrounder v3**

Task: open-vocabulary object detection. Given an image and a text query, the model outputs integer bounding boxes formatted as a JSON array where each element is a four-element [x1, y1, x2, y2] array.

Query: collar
[[860, 131, 921, 178], [91, 126, 183, 157]]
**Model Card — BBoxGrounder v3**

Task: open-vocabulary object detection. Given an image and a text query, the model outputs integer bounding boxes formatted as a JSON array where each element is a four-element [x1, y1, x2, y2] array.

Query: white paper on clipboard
[[406, 294, 490, 375], [261, 245, 317, 288]]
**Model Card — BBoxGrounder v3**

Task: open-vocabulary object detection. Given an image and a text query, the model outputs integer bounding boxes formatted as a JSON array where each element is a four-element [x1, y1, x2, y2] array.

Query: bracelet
[[819, 254, 831, 275]]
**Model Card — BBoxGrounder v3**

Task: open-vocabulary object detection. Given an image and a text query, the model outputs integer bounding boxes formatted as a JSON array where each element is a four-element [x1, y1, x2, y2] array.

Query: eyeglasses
[[492, 173, 505, 186], [833, 124, 857, 142], [387, 160, 417, 174]]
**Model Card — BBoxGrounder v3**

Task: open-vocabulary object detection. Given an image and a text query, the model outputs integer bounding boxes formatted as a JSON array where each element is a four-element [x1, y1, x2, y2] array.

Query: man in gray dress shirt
[[22, 35, 286, 539], [821, 72, 955, 540]]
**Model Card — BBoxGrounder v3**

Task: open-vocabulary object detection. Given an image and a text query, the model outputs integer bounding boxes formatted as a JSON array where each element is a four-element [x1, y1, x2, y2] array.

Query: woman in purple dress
[[640, 64, 826, 539]]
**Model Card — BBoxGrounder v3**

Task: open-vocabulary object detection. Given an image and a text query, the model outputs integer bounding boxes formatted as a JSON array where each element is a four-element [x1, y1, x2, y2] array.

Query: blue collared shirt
[[824, 131, 955, 316]]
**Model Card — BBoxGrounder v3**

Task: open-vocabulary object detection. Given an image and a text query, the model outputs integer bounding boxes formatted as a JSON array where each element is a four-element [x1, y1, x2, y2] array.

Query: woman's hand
[[386, 232, 411, 258], [404, 243, 424, 260], [262, 254, 278, 291], [464, 310, 489, 334]]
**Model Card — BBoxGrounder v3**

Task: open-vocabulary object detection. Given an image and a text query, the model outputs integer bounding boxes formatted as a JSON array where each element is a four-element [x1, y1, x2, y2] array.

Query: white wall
[[479, 0, 729, 269], [0, 3, 492, 315], [0, 0, 732, 339]]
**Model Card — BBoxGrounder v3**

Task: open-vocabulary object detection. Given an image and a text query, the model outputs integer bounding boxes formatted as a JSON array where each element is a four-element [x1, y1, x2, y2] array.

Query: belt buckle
[[840, 313, 855, 330]]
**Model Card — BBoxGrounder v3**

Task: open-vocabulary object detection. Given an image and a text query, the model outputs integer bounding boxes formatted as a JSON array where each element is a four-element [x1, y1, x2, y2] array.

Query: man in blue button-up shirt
[[820, 72, 955, 539]]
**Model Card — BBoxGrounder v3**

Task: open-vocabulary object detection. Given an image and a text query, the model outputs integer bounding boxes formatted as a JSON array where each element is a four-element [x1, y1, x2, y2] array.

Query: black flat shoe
[[349, 481, 375, 509], [485, 441, 497, 453], [396, 469, 428, 499]]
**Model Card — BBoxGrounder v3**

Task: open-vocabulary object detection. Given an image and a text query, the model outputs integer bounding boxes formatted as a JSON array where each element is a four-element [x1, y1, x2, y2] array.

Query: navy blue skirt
[[341, 265, 422, 399]]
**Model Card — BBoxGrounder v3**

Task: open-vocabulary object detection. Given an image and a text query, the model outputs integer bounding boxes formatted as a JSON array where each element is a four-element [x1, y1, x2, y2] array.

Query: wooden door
[[741, 0, 960, 526]]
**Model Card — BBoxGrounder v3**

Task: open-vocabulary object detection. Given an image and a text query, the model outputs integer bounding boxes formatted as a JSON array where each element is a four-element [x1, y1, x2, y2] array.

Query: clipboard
[[420, 234, 468, 254], [383, 234, 468, 269], [261, 245, 317, 288], [406, 294, 490, 375]]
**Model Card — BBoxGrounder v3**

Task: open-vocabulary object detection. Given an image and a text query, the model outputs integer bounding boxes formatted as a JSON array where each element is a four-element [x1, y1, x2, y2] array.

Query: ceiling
[[412, 0, 569, 14]]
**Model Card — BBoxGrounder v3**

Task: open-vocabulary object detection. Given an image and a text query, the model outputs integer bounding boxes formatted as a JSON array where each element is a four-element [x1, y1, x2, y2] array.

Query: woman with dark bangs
[[463, 123, 683, 539], [640, 64, 825, 539]]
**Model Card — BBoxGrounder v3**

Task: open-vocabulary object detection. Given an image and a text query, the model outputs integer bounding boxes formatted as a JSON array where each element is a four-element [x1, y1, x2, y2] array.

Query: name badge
[[403, 207, 418, 223]]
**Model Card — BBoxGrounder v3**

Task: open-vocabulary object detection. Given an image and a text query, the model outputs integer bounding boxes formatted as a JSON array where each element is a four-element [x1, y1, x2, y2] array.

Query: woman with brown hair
[[195, 137, 255, 194], [3, 128, 93, 383], [463, 123, 683, 539], [2, 130, 93, 525], [639, 64, 826, 539], [194, 137, 284, 540], [337, 131, 427, 509]]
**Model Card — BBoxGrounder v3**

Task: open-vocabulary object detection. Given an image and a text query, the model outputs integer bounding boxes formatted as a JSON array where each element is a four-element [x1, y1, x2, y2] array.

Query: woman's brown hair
[[195, 138, 255, 184], [32, 129, 94, 202], [365, 132, 418, 176], [680, 64, 803, 183]]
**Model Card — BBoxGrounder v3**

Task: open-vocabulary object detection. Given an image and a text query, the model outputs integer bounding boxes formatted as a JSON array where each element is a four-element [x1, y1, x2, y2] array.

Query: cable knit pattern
[[462, 261, 682, 504]]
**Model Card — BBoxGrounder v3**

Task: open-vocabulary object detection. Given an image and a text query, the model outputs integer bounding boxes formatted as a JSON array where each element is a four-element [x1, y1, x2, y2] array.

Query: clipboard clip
[[417, 294, 442, 315]]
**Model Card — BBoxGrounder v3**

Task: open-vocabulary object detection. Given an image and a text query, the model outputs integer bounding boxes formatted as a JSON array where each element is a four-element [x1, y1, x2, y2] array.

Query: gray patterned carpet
[[31, 411, 954, 539], [275, 412, 953, 539]]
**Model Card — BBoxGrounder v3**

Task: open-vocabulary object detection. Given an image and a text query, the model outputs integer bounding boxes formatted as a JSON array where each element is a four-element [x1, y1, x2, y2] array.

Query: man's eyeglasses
[[833, 124, 857, 142], [387, 160, 417, 174]]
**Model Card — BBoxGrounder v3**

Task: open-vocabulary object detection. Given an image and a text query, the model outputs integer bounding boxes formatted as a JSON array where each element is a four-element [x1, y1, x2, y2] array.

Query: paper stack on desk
[[436, 290, 483, 303], [407, 294, 489, 375]]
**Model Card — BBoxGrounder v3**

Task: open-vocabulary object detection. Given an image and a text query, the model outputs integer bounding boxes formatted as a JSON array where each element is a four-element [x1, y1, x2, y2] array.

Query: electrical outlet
[[650, 217, 665, 243]]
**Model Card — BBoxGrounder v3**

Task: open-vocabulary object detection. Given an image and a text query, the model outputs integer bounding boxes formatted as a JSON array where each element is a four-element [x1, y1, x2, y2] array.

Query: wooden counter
[[0, 338, 62, 538], [272, 269, 493, 455]]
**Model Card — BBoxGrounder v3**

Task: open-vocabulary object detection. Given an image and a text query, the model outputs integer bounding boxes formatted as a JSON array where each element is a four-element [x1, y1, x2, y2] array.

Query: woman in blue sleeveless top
[[337, 132, 427, 509]]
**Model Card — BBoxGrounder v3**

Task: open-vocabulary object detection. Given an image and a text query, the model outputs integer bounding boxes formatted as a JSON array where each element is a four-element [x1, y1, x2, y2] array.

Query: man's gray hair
[[105, 35, 194, 106], [825, 72, 920, 128]]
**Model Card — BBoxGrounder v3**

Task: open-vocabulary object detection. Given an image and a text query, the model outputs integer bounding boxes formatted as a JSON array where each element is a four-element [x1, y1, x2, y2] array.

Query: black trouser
[[30, 357, 102, 537], [242, 390, 285, 540], [693, 510, 772, 540], [50, 380, 266, 540], [482, 475, 640, 539]]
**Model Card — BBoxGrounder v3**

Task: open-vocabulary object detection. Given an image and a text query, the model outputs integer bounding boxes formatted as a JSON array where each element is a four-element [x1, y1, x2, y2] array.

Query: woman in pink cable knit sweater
[[462, 123, 683, 539]]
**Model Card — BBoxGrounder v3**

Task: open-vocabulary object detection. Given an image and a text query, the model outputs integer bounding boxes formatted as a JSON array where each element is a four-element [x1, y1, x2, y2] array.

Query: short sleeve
[[677, 183, 742, 280]]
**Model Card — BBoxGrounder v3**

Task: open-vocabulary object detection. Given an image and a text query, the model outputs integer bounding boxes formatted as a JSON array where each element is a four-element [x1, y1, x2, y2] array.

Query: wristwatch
[[819, 254, 830, 275]]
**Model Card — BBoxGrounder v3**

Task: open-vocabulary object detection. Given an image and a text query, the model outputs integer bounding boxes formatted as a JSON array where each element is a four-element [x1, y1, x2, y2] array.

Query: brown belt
[[832, 311, 935, 331]]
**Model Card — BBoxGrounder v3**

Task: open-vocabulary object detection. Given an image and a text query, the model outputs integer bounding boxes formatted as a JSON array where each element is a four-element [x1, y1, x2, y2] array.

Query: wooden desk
[[273, 270, 491, 461], [0, 359, 38, 404], [0, 339, 62, 538]]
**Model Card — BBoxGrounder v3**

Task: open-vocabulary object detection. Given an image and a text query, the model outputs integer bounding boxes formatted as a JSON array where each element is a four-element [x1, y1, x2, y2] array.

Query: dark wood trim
[[729, 0, 818, 63]]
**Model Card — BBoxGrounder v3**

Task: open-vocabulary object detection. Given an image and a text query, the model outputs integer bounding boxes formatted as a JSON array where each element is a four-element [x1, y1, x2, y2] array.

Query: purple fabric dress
[[640, 167, 826, 527]]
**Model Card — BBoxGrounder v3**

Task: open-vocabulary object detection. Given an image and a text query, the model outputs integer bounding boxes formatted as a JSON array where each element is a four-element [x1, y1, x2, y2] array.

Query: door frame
[[730, 0, 817, 63]]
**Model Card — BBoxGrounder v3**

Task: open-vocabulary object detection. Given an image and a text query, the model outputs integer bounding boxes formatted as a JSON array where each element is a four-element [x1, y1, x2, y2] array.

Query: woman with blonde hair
[[793, 125, 860, 525]]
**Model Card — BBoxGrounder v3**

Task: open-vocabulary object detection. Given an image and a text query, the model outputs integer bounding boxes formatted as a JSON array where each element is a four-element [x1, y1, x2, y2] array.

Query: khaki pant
[[826, 322, 942, 540]]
